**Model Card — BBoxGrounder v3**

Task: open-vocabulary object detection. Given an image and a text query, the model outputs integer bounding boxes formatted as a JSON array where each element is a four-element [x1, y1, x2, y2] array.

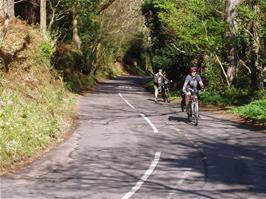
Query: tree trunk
[[225, 0, 240, 86], [250, 0, 264, 89], [0, 0, 13, 41], [26, 0, 39, 24], [72, 9, 81, 50], [0, 0, 14, 17], [40, 0, 46, 35]]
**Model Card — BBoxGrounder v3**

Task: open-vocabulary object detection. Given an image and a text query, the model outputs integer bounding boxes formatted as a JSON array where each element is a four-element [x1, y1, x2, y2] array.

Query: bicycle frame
[[188, 89, 199, 125], [161, 81, 171, 103]]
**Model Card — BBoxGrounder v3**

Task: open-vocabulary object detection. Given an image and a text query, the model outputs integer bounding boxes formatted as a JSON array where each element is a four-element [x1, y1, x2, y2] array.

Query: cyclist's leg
[[181, 93, 185, 111], [154, 83, 158, 102], [185, 94, 190, 113], [196, 94, 200, 118], [195, 101, 199, 118], [166, 88, 171, 102]]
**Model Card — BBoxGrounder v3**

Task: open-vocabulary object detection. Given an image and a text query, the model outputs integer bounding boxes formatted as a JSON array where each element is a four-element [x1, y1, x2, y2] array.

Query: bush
[[201, 91, 224, 105], [201, 88, 251, 106], [222, 88, 250, 105], [233, 99, 266, 122], [40, 41, 54, 59], [252, 89, 266, 100]]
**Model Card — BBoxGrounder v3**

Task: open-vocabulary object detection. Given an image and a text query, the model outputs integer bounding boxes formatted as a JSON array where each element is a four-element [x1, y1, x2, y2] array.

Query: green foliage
[[201, 88, 251, 106], [0, 86, 74, 168], [64, 72, 96, 92], [252, 89, 266, 100], [233, 99, 266, 122], [0, 35, 75, 169], [122, 33, 151, 74], [202, 56, 224, 91], [142, 0, 228, 88], [49, 0, 100, 67], [56, 49, 84, 70], [143, 0, 266, 120], [40, 41, 54, 59], [200, 91, 224, 105]]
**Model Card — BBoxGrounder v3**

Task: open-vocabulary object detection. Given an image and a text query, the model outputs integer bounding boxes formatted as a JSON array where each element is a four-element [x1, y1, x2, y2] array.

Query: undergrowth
[[0, 26, 75, 171]]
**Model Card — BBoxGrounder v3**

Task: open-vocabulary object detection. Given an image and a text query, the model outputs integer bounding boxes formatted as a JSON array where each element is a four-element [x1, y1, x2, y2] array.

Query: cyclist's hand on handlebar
[[199, 89, 206, 93]]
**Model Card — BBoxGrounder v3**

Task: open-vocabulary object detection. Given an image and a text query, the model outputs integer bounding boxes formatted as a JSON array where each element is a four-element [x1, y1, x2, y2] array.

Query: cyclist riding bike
[[182, 66, 204, 115], [154, 69, 168, 103]]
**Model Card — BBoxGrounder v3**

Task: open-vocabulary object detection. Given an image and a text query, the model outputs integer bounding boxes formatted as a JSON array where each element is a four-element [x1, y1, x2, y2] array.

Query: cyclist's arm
[[161, 74, 169, 82], [182, 81, 188, 94], [197, 75, 204, 90], [199, 81, 204, 90]]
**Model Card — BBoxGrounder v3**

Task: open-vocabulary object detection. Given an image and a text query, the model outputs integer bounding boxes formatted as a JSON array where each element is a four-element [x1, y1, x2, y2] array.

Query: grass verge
[[0, 24, 76, 173]]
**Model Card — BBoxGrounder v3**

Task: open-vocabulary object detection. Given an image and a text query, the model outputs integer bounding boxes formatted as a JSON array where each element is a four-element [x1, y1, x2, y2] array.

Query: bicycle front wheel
[[191, 102, 199, 126]]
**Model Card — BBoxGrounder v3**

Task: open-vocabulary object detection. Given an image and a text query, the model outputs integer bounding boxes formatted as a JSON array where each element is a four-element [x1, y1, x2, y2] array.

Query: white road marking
[[177, 169, 192, 185], [119, 93, 136, 109], [119, 93, 161, 198], [140, 113, 159, 133], [121, 152, 161, 199], [166, 168, 192, 199], [118, 93, 158, 133]]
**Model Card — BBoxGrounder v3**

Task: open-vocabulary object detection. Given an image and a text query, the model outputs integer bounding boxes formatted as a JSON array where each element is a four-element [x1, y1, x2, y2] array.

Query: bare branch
[[214, 53, 231, 86], [48, 0, 62, 31], [238, 58, 252, 74]]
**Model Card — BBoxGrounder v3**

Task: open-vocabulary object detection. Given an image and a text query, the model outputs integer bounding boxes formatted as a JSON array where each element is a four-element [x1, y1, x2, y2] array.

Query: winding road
[[1, 76, 266, 199]]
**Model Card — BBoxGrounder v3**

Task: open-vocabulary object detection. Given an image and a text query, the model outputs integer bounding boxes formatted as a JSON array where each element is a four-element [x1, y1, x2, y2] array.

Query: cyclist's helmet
[[190, 67, 197, 73], [159, 69, 163, 73]]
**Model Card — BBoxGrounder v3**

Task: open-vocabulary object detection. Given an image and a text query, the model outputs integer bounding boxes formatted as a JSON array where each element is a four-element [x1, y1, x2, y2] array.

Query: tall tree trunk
[[26, 0, 39, 24], [72, 9, 81, 50], [225, 0, 240, 86], [0, 0, 14, 17], [0, 0, 13, 41], [250, 0, 264, 89], [8, 0, 14, 17], [40, 0, 46, 35]]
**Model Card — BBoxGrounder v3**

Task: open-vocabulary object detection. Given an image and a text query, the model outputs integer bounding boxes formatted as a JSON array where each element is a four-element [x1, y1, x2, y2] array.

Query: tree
[[249, 0, 264, 89], [71, 8, 81, 50], [0, 0, 14, 17], [0, 0, 14, 41], [225, 0, 241, 86], [237, 0, 265, 89], [40, 0, 46, 35]]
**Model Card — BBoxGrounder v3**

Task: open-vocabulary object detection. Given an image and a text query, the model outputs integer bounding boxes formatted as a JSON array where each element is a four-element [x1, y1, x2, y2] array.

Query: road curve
[[1, 76, 266, 199]]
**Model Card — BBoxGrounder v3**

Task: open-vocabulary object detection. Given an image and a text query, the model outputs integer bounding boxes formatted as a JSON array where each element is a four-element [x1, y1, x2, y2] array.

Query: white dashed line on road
[[119, 93, 161, 198], [119, 93, 158, 133], [139, 113, 159, 133], [119, 93, 136, 109], [121, 152, 161, 199], [166, 168, 192, 199]]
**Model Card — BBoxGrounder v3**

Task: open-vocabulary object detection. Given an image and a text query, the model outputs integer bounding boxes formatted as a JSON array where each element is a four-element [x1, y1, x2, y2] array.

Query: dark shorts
[[154, 82, 159, 87]]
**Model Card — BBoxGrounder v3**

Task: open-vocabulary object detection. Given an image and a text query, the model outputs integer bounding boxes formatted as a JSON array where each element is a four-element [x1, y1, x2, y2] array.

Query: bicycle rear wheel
[[165, 89, 170, 103]]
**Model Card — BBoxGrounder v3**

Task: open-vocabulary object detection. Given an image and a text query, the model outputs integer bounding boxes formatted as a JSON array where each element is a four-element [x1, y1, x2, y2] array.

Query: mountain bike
[[161, 80, 171, 103], [187, 88, 200, 126]]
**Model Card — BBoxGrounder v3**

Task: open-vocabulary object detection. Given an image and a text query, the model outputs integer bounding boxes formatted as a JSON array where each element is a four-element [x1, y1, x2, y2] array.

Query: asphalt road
[[1, 76, 266, 199]]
